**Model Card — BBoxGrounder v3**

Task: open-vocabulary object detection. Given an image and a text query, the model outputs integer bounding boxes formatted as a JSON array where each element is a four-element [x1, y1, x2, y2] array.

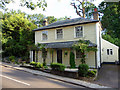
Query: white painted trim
[[74, 26, 84, 38], [41, 31, 42, 41], [96, 22, 100, 68], [102, 39, 119, 48], [41, 30, 48, 41], [55, 28, 64, 40], [55, 29, 57, 40]]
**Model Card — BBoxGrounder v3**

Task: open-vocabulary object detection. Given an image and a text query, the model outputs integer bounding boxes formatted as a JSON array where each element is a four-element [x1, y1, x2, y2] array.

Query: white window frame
[[56, 29, 63, 40], [107, 49, 113, 55], [42, 31, 48, 41], [74, 26, 84, 38]]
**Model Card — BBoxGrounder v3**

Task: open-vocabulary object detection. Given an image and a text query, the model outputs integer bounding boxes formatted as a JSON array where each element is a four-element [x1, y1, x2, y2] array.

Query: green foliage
[[72, 40, 97, 64], [78, 64, 89, 77], [87, 70, 96, 77], [64, 51, 68, 56], [2, 11, 37, 59], [30, 61, 37, 67], [43, 62, 46, 66], [102, 34, 120, 47], [50, 63, 66, 71], [70, 52, 76, 68], [43, 66, 48, 69], [0, 0, 47, 11], [36, 62, 42, 68], [81, 54, 86, 64], [99, 2, 120, 47], [9, 56, 15, 61], [71, 0, 96, 18]]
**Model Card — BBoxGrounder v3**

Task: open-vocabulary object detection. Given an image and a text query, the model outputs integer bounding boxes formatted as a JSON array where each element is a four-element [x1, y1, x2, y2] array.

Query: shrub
[[11, 59, 15, 63], [78, 64, 89, 77], [30, 61, 37, 67], [87, 70, 96, 77], [43, 62, 46, 66], [43, 66, 48, 69], [50, 63, 65, 71], [70, 52, 76, 68], [9, 56, 15, 61], [36, 62, 42, 68]]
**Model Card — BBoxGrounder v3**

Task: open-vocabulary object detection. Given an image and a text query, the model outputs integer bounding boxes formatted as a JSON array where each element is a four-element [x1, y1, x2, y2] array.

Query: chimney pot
[[93, 8, 99, 20]]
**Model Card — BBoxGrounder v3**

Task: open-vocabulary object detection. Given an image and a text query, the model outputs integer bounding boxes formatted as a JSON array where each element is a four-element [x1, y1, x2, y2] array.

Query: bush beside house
[[78, 64, 89, 77], [70, 52, 76, 68], [50, 63, 66, 71]]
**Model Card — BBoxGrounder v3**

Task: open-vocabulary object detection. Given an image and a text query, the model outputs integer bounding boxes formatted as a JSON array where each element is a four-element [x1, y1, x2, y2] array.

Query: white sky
[[5, 0, 104, 19]]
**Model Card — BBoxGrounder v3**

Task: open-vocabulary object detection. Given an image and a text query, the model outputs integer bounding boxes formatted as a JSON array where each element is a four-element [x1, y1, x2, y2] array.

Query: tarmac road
[[1, 65, 90, 89]]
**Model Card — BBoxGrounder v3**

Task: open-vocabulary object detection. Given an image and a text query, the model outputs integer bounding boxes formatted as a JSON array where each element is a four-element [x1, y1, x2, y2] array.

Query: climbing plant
[[72, 39, 97, 64]]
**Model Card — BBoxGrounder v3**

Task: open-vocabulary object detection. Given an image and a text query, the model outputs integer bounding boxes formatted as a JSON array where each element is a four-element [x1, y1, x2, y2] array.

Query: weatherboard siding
[[36, 48, 95, 68], [101, 39, 119, 63], [35, 23, 97, 44]]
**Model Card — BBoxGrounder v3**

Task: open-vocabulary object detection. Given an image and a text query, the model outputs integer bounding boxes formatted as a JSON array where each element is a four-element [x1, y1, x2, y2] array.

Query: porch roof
[[41, 40, 97, 49]]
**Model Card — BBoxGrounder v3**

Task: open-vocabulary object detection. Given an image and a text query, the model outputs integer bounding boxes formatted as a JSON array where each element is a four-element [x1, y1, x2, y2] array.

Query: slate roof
[[33, 17, 99, 31], [41, 40, 97, 49]]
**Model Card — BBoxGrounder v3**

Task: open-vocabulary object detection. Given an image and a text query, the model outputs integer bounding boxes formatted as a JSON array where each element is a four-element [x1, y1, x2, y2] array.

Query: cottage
[[31, 13, 119, 68]]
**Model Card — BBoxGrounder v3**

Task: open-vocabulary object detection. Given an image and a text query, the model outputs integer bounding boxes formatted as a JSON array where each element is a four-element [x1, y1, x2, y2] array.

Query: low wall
[[51, 70, 78, 79]]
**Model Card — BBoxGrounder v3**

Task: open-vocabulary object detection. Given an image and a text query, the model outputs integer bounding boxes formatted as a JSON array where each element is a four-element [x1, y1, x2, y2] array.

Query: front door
[[57, 49, 62, 63]]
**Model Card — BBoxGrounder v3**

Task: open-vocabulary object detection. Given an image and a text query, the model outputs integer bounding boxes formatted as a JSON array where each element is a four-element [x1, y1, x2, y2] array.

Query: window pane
[[75, 26, 83, 37], [110, 49, 113, 55], [42, 31, 48, 40], [107, 49, 109, 55], [57, 29, 63, 39]]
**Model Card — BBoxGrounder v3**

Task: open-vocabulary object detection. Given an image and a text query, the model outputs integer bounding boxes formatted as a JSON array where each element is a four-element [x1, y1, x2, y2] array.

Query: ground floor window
[[107, 49, 113, 55]]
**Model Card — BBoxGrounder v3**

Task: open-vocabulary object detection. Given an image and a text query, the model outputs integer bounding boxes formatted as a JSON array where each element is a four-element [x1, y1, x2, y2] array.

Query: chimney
[[43, 19, 48, 26], [93, 8, 99, 20]]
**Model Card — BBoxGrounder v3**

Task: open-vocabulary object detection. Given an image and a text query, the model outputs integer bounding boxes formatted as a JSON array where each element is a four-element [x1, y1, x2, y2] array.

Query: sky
[[5, 0, 104, 19]]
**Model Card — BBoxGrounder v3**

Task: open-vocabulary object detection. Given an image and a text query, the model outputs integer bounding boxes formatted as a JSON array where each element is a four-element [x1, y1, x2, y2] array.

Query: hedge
[[30, 61, 37, 67], [50, 63, 65, 71]]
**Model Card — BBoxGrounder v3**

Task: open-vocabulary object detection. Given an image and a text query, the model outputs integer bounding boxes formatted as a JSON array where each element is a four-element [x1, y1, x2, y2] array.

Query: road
[[0, 65, 90, 89]]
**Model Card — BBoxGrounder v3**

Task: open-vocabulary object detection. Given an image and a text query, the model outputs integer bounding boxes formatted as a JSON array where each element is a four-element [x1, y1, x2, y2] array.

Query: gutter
[[33, 21, 99, 31]]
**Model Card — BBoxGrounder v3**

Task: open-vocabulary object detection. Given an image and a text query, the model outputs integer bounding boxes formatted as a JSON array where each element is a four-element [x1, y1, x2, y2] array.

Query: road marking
[[0, 75, 30, 86]]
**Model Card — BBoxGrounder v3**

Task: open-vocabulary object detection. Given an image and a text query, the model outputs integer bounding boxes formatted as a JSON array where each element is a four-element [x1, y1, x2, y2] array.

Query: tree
[[2, 11, 37, 59], [99, 1, 120, 46], [72, 39, 97, 64], [71, 0, 96, 18], [0, 0, 47, 11]]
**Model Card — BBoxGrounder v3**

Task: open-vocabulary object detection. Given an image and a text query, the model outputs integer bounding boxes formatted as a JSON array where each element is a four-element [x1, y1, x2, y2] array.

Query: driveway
[[93, 64, 120, 88]]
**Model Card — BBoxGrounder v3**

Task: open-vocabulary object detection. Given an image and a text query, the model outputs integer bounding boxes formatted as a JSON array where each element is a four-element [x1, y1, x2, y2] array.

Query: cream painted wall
[[36, 48, 96, 68], [101, 39, 119, 62], [35, 23, 97, 45]]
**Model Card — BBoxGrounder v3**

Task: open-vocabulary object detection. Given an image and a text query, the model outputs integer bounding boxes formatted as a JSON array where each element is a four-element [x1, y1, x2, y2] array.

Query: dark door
[[57, 49, 62, 63]]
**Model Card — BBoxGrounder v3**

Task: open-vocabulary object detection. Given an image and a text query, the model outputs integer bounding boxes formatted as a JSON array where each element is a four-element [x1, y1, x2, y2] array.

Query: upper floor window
[[42, 31, 48, 41], [75, 26, 83, 38], [107, 49, 113, 55], [56, 29, 63, 39], [76, 49, 82, 59]]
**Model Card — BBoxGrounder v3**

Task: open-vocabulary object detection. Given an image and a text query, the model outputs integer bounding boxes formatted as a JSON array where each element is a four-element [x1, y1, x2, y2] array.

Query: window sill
[[42, 40, 48, 41], [55, 38, 63, 40], [74, 36, 83, 39]]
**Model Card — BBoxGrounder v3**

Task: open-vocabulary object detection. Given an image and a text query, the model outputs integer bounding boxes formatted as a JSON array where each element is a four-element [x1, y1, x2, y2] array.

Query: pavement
[[1, 62, 111, 89]]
